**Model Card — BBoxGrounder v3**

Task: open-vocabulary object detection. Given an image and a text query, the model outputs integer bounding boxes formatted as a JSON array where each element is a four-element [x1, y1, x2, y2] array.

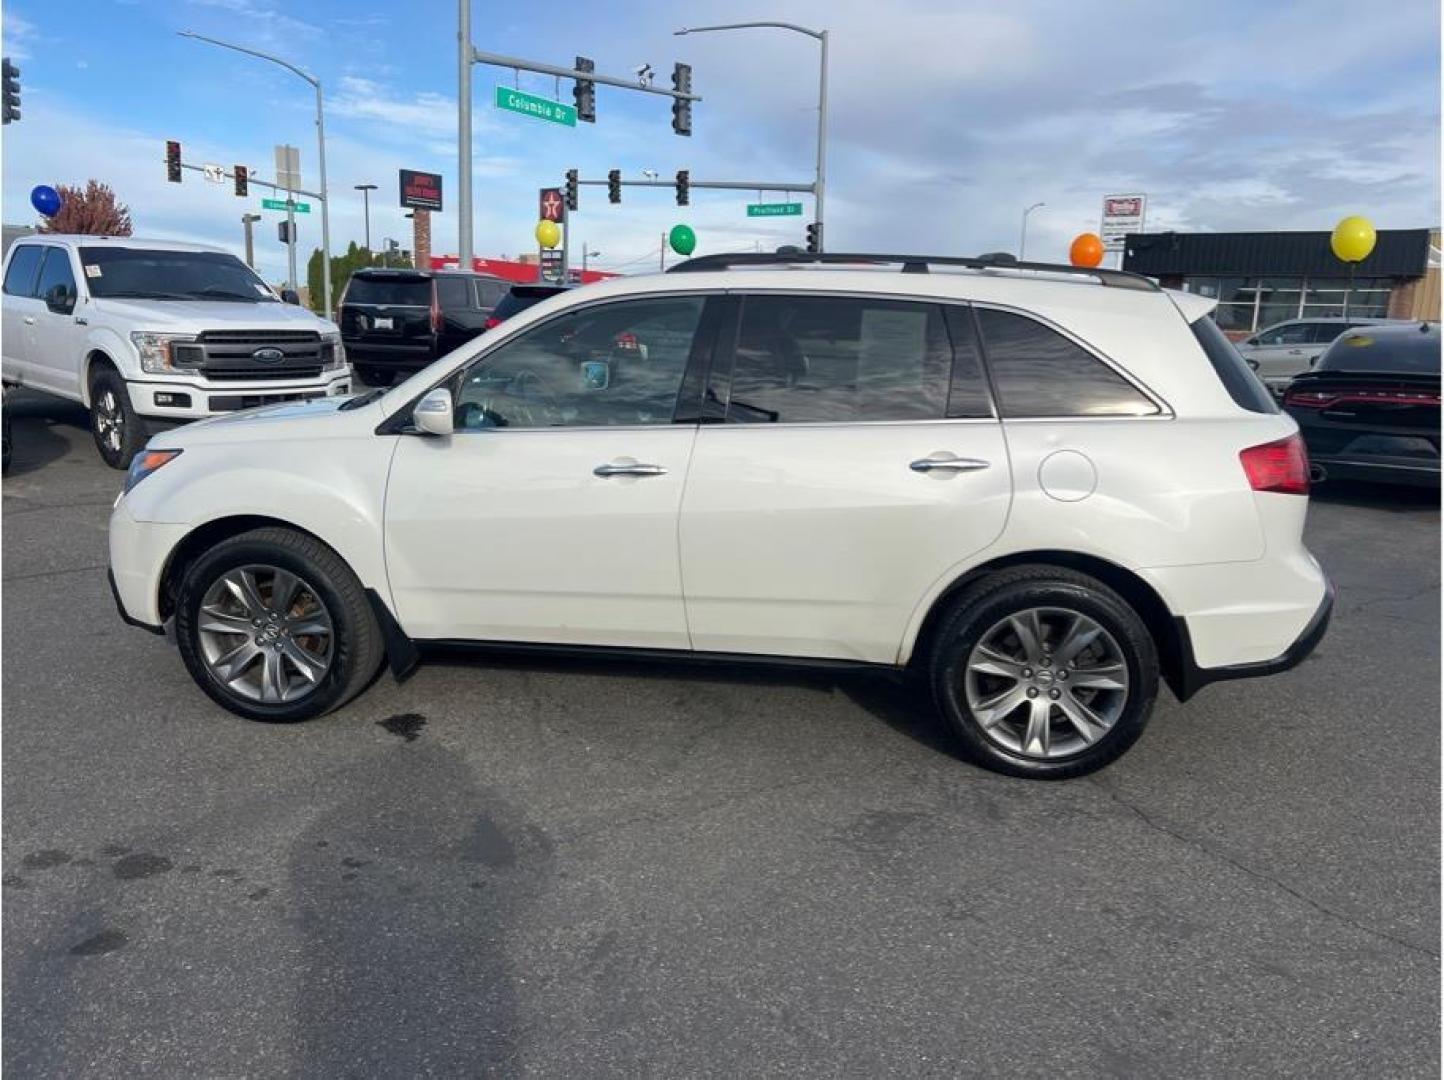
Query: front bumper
[[125, 372, 352, 421], [1171, 581, 1334, 701], [108, 500, 189, 630]]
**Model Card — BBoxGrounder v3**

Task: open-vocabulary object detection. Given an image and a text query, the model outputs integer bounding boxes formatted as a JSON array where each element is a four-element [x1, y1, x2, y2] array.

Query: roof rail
[[665, 251, 1160, 291]]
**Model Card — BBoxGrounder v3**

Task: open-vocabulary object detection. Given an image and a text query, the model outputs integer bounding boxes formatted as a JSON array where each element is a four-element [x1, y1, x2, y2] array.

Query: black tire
[[928, 565, 1159, 780], [88, 365, 147, 470], [355, 365, 393, 388], [175, 527, 385, 722]]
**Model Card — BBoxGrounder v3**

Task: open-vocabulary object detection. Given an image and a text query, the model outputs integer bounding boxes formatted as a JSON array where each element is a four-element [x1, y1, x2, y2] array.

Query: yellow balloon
[[1331, 215, 1376, 264], [535, 219, 561, 249]]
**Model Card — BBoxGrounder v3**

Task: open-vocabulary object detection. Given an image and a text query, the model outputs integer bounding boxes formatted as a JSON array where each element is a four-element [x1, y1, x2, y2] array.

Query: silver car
[[1237, 317, 1397, 395]]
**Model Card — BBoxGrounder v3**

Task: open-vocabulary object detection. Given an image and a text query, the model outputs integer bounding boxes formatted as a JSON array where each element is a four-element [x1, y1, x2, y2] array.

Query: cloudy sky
[[3, 0, 1439, 284]]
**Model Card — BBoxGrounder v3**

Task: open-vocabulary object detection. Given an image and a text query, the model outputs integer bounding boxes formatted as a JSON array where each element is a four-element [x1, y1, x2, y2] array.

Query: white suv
[[1, 235, 350, 468], [107, 252, 1332, 779]]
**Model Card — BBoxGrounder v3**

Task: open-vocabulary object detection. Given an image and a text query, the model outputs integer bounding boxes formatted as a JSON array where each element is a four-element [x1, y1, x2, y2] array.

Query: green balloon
[[669, 224, 696, 256]]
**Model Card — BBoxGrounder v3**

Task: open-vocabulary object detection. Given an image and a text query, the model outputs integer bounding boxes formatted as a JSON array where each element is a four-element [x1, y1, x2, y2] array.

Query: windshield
[[78, 246, 277, 302]]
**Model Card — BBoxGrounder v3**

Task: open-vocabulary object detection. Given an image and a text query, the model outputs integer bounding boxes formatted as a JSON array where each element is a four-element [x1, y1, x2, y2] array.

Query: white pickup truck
[[1, 235, 351, 468]]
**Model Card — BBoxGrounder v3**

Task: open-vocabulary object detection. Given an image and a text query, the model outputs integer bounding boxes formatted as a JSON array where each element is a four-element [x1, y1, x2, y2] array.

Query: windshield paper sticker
[[84, 264, 102, 278]]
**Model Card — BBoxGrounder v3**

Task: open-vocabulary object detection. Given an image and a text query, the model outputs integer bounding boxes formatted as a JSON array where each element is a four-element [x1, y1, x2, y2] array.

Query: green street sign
[[747, 202, 803, 218], [495, 86, 577, 127], [261, 197, 310, 213]]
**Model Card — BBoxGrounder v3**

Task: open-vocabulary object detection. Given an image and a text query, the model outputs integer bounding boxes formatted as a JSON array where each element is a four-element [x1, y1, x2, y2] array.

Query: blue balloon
[[30, 185, 61, 217]]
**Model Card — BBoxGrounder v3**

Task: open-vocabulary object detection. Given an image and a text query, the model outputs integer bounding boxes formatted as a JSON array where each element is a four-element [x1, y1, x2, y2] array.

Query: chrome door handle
[[22, 316, 35, 325], [594, 462, 667, 478], [910, 456, 990, 473]]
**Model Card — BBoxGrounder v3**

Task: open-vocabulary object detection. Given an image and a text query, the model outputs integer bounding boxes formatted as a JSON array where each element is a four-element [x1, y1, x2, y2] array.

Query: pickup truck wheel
[[89, 367, 146, 470], [929, 566, 1159, 780], [355, 365, 393, 388], [175, 527, 385, 722]]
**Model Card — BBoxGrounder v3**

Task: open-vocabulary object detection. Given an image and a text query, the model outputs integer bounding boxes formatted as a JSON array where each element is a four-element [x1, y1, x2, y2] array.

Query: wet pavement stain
[[210, 868, 241, 880], [98, 844, 131, 857], [340, 857, 369, 869], [248, 888, 271, 901], [22, 850, 71, 870], [3, 875, 28, 888], [69, 929, 127, 956], [378, 713, 427, 742], [112, 853, 173, 880]]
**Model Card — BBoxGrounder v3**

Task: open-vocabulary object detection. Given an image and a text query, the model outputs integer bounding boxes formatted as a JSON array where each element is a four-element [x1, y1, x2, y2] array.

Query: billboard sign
[[400, 169, 443, 212], [1101, 194, 1146, 250]]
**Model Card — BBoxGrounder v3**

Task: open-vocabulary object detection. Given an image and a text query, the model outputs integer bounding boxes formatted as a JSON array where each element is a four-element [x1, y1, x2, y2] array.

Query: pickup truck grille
[[184, 330, 330, 381]]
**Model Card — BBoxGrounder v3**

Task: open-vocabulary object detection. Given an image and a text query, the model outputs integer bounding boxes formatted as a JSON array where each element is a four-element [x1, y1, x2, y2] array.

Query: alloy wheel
[[94, 389, 123, 453], [197, 564, 334, 704], [962, 606, 1130, 759]]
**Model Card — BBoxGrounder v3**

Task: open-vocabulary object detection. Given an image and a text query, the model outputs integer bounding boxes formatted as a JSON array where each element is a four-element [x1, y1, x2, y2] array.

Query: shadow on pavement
[[1310, 478, 1439, 513], [3, 390, 90, 478]]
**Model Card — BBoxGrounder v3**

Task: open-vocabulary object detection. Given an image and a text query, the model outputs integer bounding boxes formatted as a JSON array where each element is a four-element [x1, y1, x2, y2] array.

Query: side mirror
[[412, 388, 454, 436], [45, 283, 75, 315], [280, 288, 301, 305]]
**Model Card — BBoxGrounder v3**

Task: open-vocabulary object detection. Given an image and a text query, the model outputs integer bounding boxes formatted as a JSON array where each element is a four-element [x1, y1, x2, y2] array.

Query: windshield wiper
[[339, 388, 387, 411], [190, 288, 266, 302], [98, 290, 195, 300]]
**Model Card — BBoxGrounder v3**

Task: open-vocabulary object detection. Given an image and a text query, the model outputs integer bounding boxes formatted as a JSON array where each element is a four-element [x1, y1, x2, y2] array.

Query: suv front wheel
[[928, 566, 1159, 779]]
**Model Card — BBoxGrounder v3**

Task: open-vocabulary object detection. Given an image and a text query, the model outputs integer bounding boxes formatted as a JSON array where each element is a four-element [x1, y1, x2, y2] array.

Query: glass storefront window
[[1183, 277, 1220, 298], [1304, 277, 1390, 318], [1213, 304, 1255, 331]]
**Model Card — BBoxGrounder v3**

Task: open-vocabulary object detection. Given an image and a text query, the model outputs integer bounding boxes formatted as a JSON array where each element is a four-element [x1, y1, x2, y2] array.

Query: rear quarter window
[[1190, 315, 1277, 414]]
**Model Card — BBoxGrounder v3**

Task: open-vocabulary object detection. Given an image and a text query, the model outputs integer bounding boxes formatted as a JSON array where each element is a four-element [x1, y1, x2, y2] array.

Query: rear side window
[[1190, 315, 1277, 414], [975, 308, 1160, 417], [344, 276, 432, 306], [492, 287, 564, 322], [725, 295, 953, 423], [3, 245, 44, 296], [434, 276, 470, 310]]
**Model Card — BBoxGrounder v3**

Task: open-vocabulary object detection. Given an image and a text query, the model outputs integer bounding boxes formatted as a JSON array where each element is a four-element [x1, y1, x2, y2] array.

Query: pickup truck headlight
[[131, 332, 200, 375], [321, 332, 346, 371]]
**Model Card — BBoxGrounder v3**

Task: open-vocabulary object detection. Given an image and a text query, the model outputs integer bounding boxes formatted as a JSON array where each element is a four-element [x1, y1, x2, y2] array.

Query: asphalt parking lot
[[2, 387, 1439, 1078]]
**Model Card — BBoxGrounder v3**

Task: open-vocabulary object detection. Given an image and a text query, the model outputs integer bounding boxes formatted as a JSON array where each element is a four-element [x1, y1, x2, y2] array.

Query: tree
[[36, 180, 133, 236], [306, 241, 412, 315]]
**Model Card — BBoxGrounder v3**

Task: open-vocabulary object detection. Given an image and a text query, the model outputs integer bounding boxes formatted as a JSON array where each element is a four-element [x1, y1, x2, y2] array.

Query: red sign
[[400, 169, 443, 212], [539, 187, 566, 223]]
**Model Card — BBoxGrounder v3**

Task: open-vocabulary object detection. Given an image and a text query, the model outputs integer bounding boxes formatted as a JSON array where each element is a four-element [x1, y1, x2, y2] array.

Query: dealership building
[[1122, 228, 1439, 336]]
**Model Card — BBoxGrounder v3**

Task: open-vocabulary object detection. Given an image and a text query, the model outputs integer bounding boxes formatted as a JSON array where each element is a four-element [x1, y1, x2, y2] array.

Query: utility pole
[[457, 0, 473, 271], [241, 213, 261, 267], [355, 183, 377, 251]]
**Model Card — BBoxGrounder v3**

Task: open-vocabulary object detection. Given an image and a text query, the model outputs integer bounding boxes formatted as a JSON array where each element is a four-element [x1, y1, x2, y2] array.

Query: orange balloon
[[1070, 232, 1105, 268]]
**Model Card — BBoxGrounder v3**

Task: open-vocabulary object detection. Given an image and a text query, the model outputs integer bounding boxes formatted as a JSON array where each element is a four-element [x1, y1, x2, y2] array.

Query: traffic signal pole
[[457, 0, 473, 272]]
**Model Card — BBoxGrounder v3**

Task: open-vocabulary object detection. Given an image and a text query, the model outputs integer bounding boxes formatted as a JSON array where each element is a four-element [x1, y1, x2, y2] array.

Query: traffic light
[[675, 169, 690, 207], [573, 56, 596, 123], [608, 169, 621, 204], [278, 221, 293, 243], [2, 58, 19, 125], [234, 165, 248, 197], [806, 221, 821, 254], [671, 62, 692, 136], [565, 168, 579, 212], [165, 140, 182, 183]]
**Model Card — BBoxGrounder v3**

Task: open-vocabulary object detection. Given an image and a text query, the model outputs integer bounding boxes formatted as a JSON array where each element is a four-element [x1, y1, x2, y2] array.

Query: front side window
[[975, 308, 1159, 417], [723, 295, 953, 423], [451, 295, 705, 429], [1256, 323, 1311, 346], [34, 247, 77, 303], [3, 245, 44, 297]]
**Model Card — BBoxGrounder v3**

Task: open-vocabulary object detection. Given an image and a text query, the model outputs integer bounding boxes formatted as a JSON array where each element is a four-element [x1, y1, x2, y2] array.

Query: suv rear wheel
[[928, 566, 1158, 779], [89, 366, 146, 470], [175, 527, 384, 722]]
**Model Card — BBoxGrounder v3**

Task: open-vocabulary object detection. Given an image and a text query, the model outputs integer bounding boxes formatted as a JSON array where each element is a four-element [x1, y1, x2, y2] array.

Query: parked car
[[1284, 321, 1440, 487], [0, 235, 350, 469], [108, 250, 1331, 780], [1236, 317, 1396, 396], [483, 283, 572, 331], [339, 268, 511, 386]]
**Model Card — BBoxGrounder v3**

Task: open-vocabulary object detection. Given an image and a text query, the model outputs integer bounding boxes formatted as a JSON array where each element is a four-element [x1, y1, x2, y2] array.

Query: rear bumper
[[342, 339, 437, 367], [1170, 582, 1333, 701], [1310, 454, 1440, 488]]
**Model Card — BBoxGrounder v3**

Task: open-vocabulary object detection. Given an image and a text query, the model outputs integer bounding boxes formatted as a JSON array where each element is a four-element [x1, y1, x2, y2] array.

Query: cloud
[[331, 76, 472, 141], [4, 11, 40, 60], [185, 0, 321, 43]]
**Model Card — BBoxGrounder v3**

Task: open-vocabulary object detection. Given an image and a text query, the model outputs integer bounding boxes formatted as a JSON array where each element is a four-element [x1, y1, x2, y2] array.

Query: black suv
[[339, 269, 510, 385]]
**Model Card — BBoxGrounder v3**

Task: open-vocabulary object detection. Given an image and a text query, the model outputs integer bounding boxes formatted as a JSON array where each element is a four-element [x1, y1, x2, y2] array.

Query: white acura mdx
[[108, 252, 1332, 779]]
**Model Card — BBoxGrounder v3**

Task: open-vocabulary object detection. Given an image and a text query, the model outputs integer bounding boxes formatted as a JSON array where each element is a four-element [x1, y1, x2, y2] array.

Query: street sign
[[747, 202, 803, 218], [1100, 194, 1146, 251], [539, 187, 566, 223], [495, 85, 577, 127], [400, 168, 443, 212], [274, 144, 301, 191], [262, 197, 310, 214], [202, 163, 225, 184]]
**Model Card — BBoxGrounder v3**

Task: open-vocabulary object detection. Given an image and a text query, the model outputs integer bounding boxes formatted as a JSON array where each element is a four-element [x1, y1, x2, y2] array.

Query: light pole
[[240, 213, 261, 268], [675, 21, 828, 251], [457, 0, 473, 272], [581, 244, 600, 273], [178, 30, 334, 315], [1019, 201, 1045, 260], [355, 183, 377, 252]]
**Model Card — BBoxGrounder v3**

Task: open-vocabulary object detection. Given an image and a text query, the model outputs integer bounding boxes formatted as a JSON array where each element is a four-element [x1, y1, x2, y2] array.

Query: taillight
[[1240, 433, 1310, 496], [1285, 386, 1441, 409], [430, 283, 443, 335], [483, 315, 502, 330]]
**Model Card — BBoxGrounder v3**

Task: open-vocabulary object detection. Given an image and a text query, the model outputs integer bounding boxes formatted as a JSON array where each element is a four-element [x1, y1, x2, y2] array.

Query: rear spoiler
[[1166, 289, 1218, 324]]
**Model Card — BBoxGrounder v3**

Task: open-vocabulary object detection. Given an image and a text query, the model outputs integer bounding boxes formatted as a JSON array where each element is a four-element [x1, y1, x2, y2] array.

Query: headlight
[[131, 332, 200, 375], [322, 332, 346, 371], [123, 448, 183, 494]]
